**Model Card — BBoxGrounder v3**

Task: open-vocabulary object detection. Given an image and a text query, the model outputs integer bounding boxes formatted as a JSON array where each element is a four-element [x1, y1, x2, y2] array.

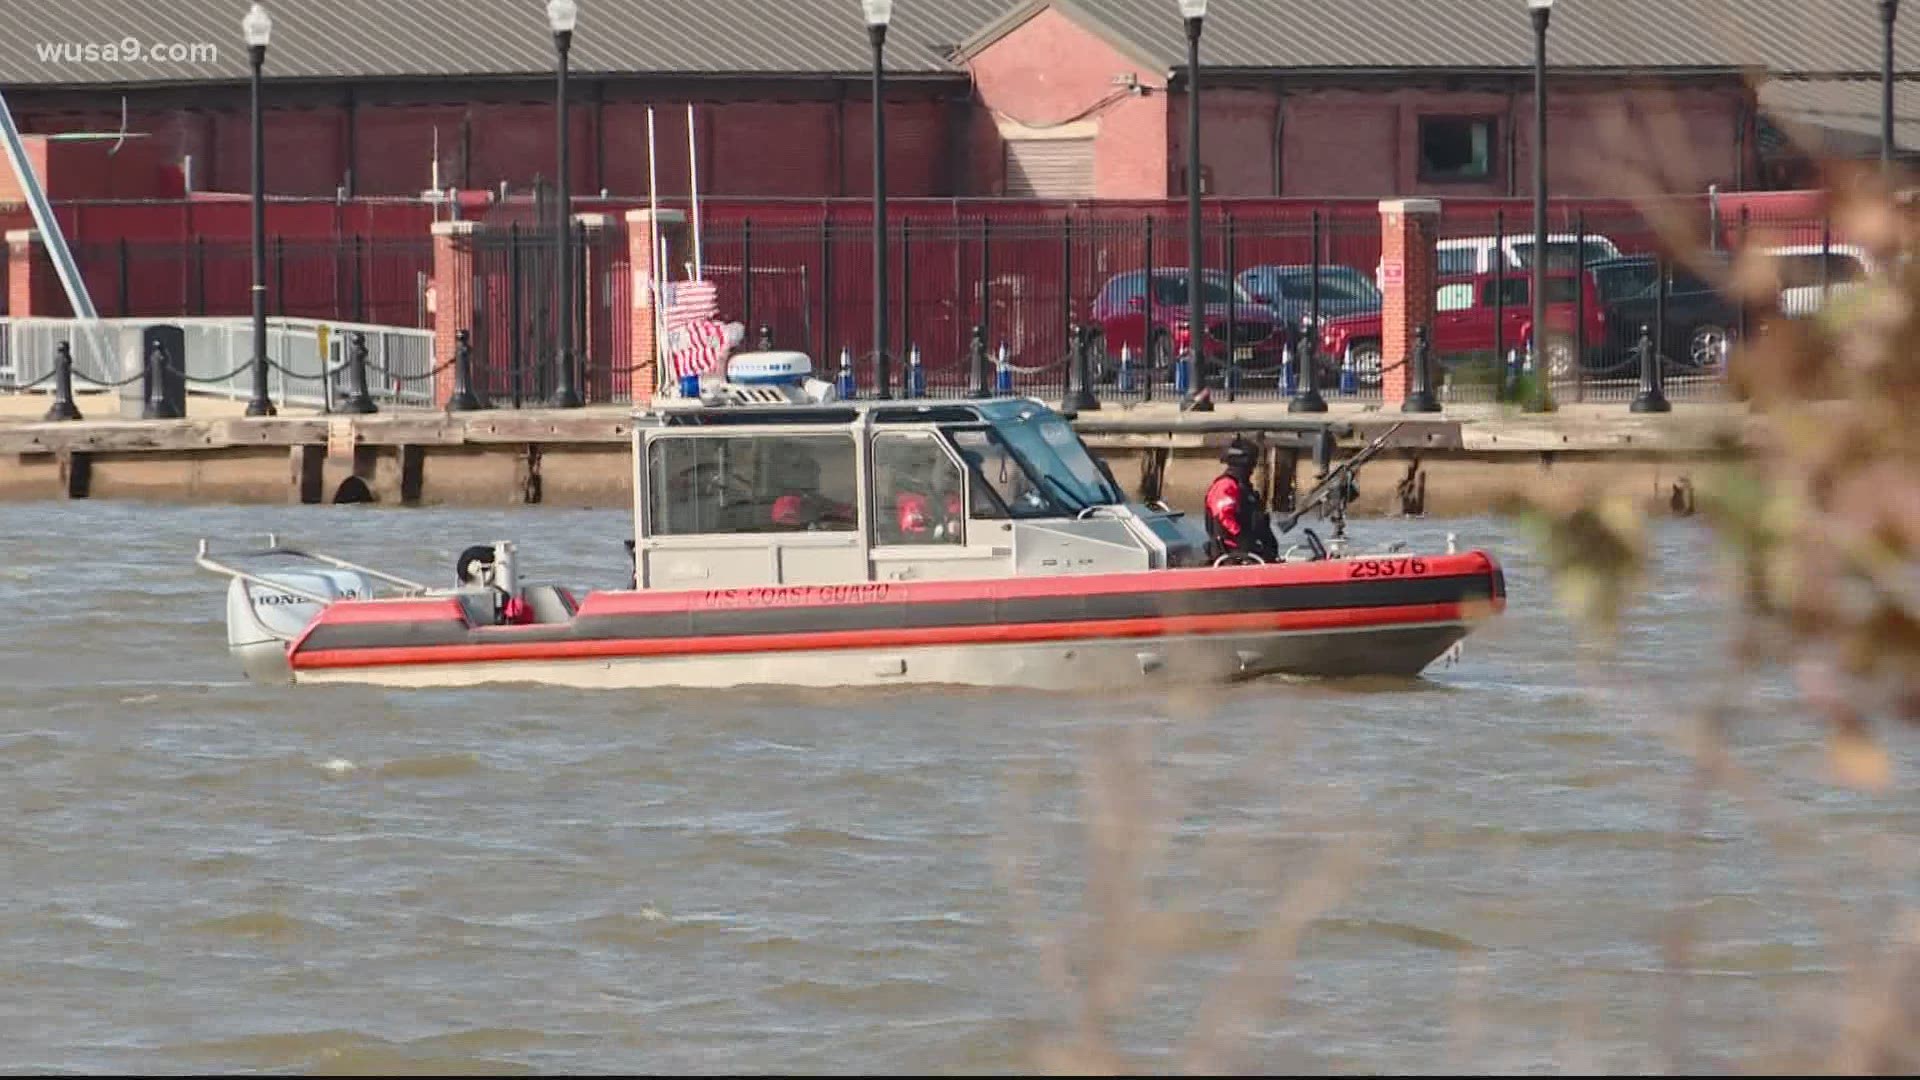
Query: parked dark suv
[[1235, 264, 1383, 328], [1587, 254, 1740, 374], [1089, 269, 1290, 382]]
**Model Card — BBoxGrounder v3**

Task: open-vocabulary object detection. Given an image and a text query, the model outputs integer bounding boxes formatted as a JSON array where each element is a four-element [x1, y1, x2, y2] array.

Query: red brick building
[[0, 0, 1909, 202], [958, 0, 1917, 199]]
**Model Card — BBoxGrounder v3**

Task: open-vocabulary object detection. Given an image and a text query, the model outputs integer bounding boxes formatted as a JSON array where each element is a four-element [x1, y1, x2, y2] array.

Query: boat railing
[[195, 534, 432, 600]]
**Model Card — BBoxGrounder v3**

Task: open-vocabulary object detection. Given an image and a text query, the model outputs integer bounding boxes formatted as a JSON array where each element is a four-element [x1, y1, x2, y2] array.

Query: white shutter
[[1004, 139, 1094, 198]]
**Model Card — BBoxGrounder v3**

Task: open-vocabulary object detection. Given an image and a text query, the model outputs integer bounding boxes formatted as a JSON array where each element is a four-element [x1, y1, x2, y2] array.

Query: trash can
[[117, 323, 187, 419]]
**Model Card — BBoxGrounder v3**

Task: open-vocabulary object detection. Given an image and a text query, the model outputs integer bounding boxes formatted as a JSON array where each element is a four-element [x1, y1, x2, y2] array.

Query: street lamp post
[[548, 0, 583, 408], [1526, 0, 1554, 412], [1883, 0, 1900, 174], [866, 0, 893, 399], [243, 4, 275, 417], [1180, 0, 1209, 412]]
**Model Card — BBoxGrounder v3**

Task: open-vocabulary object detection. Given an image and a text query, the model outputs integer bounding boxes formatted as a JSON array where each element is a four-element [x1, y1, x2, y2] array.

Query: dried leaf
[[1831, 728, 1894, 792]]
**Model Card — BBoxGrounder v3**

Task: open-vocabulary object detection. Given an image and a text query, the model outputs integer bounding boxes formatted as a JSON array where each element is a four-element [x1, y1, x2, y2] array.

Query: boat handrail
[[195, 535, 431, 596], [195, 540, 336, 605], [259, 535, 431, 593]]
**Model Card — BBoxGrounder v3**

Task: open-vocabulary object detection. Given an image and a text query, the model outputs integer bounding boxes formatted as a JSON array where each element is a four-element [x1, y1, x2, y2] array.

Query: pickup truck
[[1435, 233, 1623, 275], [1318, 269, 1609, 385], [1763, 243, 1876, 319]]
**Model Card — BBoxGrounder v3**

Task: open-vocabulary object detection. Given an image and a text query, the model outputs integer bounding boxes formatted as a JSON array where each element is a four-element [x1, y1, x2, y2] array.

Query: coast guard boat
[[196, 351, 1505, 690]]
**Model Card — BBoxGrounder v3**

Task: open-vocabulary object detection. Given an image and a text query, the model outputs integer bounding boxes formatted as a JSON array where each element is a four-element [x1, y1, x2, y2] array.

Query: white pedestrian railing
[[0, 316, 440, 408]]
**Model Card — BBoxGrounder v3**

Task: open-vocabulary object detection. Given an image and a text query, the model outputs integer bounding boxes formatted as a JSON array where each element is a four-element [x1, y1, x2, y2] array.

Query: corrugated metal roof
[[1018, 0, 1920, 76], [0, 0, 1007, 84], [0, 1, 1913, 86], [1760, 77, 1920, 151]]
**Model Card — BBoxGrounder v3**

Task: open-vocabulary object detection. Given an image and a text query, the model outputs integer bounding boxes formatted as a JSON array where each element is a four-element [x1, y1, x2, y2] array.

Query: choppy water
[[0, 501, 1913, 1074]]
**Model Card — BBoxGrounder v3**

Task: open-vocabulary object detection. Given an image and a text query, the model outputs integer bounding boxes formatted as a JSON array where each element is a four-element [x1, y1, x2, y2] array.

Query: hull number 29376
[[1347, 557, 1429, 579]]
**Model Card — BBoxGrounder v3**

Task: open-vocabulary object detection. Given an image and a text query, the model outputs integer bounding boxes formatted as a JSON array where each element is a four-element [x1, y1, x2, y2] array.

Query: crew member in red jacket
[[768, 454, 855, 531], [1204, 436, 1279, 562], [894, 482, 964, 541]]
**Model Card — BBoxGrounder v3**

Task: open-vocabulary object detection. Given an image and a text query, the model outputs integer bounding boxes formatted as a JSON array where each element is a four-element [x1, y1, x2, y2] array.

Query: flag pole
[[687, 103, 704, 281], [647, 107, 684, 398]]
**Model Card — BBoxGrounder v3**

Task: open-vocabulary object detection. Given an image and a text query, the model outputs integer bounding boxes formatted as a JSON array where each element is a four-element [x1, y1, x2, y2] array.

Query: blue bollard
[[995, 341, 1012, 394], [836, 346, 857, 399], [1339, 351, 1357, 396], [678, 373, 701, 398], [906, 345, 925, 398], [1116, 344, 1134, 393]]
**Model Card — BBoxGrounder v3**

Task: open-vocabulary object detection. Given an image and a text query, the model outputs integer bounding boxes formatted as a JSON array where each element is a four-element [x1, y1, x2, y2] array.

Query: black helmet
[[456, 544, 496, 587], [1219, 435, 1259, 470]]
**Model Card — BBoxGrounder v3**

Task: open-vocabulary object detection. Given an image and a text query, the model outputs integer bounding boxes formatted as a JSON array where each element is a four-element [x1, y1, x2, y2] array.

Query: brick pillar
[[430, 220, 480, 407], [574, 212, 619, 403], [1376, 199, 1439, 407], [7, 229, 70, 318], [624, 208, 689, 404]]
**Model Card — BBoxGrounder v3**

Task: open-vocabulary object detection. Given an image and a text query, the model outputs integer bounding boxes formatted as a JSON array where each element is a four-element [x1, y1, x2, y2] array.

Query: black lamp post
[[1180, 0, 1209, 412], [548, 0, 583, 408], [243, 3, 274, 417], [866, 0, 893, 399], [1526, 0, 1554, 412], [1883, 0, 1900, 174]]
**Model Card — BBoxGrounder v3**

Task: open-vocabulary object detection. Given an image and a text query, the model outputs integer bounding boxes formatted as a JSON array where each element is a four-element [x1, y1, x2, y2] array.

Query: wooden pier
[[0, 395, 1752, 518]]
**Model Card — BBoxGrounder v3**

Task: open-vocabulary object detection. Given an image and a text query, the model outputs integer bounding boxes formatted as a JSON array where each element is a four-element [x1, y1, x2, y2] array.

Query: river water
[[0, 500, 1913, 1074]]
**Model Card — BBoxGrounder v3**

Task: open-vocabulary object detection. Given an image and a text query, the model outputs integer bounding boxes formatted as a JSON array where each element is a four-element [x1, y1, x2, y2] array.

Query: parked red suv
[[1317, 270, 1609, 385], [1089, 269, 1291, 380]]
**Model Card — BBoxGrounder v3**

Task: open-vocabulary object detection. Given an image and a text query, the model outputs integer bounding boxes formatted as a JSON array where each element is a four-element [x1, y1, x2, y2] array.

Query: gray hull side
[[287, 622, 1474, 691]]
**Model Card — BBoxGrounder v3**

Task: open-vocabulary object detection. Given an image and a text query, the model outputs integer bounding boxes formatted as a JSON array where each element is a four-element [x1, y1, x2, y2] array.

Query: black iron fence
[[64, 237, 433, 328], [12, 202, 1874, 412], [703, 211, 1388, 403], [701, 208, 1860, 408], [464, 221, 633, 406]]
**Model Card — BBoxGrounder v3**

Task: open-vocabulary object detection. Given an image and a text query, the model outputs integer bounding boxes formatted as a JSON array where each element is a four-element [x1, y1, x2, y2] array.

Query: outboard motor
[[225, 566, 378, 682]]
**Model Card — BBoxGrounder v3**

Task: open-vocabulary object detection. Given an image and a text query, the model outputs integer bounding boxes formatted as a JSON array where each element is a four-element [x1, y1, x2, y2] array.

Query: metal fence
[[5, 202, 1878, 413], [699, 209, 1861, 407], [460, 222, 634, 406], [65, 237, 434, 328], [0, 316, 438, 408], [703, 210, 1389, 404]]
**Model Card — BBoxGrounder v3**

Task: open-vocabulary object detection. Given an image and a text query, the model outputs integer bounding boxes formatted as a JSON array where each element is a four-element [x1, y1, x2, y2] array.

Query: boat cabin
[[629, 379, 1209, 589]]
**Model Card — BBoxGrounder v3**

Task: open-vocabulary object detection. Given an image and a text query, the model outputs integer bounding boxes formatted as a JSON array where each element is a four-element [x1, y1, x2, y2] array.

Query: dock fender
[[1396, 456, 1427, 517], [1670, 476, 1696, 517]]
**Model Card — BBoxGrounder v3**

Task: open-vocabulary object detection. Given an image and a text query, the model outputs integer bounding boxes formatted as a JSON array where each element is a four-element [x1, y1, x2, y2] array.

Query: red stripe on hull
[[574, 551, 1502, 619], [291, 601, 1479, 672]]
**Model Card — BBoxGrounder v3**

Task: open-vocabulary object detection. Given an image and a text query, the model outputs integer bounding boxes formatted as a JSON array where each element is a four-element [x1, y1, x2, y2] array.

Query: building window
[[1004, 139, 1095, 198], [1418, 116, 1496, 182]]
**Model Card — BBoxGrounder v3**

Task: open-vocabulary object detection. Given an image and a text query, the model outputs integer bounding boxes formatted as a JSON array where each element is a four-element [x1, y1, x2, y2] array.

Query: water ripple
[[0, 504, 1910, 1074]]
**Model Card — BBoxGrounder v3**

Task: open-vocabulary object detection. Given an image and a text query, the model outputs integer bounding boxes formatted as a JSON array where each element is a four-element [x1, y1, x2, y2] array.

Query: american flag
[[663, 279, 726, 379]]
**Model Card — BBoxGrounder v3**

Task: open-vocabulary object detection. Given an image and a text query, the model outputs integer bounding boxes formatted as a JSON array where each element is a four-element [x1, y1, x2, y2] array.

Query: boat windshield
[[962, 401, 1126, 514]]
